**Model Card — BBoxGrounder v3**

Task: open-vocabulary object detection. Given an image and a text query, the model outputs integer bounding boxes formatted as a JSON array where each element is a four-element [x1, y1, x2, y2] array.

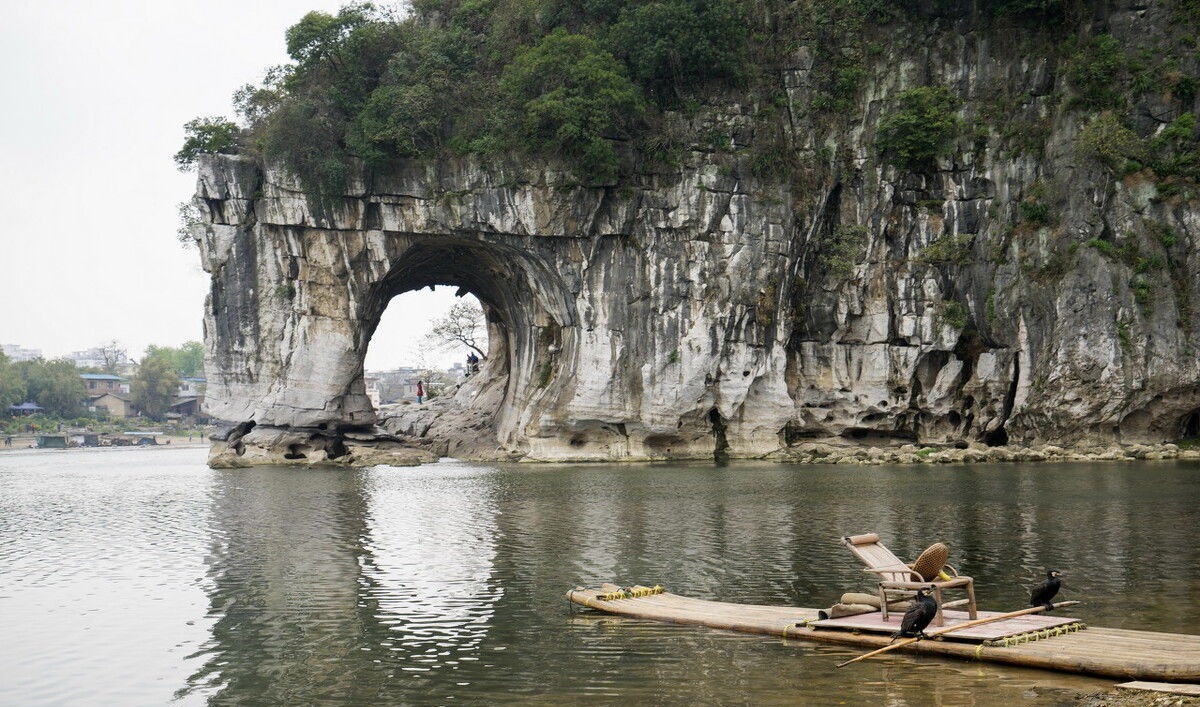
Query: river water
[[1, 448, 1197, 706]]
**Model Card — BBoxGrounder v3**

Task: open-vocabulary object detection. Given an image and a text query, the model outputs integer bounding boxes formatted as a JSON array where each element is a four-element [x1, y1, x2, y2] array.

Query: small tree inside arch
[[425, 300, 488, 361]]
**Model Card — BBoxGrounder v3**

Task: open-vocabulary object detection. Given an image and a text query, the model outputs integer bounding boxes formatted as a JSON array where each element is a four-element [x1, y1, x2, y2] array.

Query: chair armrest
[[863, 566, 923, 581], [938, 564, 973, 584], [881, 578, 972, 589]]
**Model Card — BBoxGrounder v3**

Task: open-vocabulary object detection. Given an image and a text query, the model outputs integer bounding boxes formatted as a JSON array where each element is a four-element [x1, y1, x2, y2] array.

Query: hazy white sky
[[1, 0, 466, 370]]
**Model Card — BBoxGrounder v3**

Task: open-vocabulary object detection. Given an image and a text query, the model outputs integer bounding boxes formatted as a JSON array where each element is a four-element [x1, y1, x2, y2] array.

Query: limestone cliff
[[194, 2, 1200, 465]]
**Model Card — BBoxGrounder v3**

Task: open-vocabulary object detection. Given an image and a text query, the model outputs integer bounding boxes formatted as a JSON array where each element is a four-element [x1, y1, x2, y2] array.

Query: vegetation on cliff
[[176, 0, 748, 188], [176, 0, 1200, 202]]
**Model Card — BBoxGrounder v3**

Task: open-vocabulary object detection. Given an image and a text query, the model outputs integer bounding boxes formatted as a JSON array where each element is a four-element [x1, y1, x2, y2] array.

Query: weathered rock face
[[195, 5, 1200, 465]]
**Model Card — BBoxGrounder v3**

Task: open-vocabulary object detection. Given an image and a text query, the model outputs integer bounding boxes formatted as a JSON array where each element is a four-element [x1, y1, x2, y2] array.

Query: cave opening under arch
[[1183, 410, 1200, 439], [364, 286, 489, 407], [355, 238, 577, 451]]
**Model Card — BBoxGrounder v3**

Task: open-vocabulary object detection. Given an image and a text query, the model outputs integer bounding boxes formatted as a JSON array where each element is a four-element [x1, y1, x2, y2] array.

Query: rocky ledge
[[206, 415, 1199, 468], [771, 441, 1200, 466], [207, 422, 445, 469]]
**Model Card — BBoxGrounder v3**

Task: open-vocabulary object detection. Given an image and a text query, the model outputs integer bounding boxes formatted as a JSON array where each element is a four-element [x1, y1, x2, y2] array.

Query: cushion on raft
[[827, 603, 878, 619], [840, 592, 907, 610], [841, 592, 882, 607]]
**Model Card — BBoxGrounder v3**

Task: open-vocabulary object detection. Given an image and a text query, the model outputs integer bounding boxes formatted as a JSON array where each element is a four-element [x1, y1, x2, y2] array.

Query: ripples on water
[[0, 449, 1197, 705]]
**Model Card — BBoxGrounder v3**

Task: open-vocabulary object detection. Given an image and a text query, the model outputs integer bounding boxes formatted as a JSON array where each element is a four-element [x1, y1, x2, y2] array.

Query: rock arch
[[360, 236, 578, 448], [195, 154, 797, 466], [193, 139, 1200, 467]]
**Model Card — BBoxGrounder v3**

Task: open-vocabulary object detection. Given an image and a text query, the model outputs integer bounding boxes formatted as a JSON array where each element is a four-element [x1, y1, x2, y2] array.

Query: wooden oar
[[836, 600, 1081, 668]]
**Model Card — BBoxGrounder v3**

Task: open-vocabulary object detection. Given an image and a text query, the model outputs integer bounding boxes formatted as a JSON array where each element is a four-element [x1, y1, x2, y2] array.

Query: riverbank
[[0, 433, 209, 452], [203, 427, 1200, 468], [768, 441, 1200, 466]]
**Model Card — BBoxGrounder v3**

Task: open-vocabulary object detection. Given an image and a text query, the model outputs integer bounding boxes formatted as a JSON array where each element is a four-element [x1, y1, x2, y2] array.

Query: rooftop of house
[[89, 392, 129, 401], [80, 373, 127, 381]]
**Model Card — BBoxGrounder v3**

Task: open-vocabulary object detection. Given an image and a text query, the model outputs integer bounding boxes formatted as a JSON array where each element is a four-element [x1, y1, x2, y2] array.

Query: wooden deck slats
[[812, 608, 1081, 641], [566, 585, 1200, 681]]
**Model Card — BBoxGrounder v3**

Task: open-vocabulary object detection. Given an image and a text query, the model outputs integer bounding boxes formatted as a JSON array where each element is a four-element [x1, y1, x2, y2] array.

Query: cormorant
[[896, 586, 939, 640], [1030, 569, 1063, 609]]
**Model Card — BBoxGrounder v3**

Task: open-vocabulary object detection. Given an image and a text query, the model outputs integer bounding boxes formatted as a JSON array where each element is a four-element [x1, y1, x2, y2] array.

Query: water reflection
[[358, 463, 503, 701], [2, 451, 1197, 705], [182, 468, 377, 702], [183, 463, 504, 704], [0, 448, 213, 707]]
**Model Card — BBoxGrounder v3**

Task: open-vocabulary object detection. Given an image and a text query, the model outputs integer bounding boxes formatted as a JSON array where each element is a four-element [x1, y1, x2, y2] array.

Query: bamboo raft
[[566, 584, 1200, 681]]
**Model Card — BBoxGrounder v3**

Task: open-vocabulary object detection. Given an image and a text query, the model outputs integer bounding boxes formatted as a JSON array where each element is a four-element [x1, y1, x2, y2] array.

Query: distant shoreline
[[0, 434, 209, 452]]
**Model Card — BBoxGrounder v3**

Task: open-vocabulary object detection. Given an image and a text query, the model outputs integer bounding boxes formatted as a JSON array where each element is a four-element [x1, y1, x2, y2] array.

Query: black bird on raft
[[1030, 569, 1063, 609], [894, 586, 938, 641]]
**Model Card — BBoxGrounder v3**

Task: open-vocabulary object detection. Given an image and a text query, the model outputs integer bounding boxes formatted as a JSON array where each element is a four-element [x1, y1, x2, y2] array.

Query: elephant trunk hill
[[192, 1, 1200, 467]]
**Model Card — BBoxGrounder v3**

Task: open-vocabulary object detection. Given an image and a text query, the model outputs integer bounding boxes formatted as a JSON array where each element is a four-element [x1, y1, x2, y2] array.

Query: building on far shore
[[2, 344, 41, 362], [370, 367, 422, 404], [81, 374, 134, 418], [81, 373, 130, 396], [167, 378, 208, 423], [8, 402, 44, 416], [67, 346, 132, 372], [88, 393, 134, 419], [365, 376, 381, 408], [178, 378, 206, 397], [368, 365, 467, 405]]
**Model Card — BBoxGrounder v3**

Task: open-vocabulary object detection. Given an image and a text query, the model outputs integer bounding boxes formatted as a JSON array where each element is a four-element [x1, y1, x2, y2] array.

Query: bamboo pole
[[836, 600, 1081, 668]]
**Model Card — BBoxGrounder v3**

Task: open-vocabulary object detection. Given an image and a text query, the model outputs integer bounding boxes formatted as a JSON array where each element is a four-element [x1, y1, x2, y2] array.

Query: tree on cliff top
[[606, 0, 746, 105], [176, 0, 742, 190], [285, 5, 376, 69], [174, 116, 241, 170], [500, 30, 643, 182], [178, 0, 1196, 198]]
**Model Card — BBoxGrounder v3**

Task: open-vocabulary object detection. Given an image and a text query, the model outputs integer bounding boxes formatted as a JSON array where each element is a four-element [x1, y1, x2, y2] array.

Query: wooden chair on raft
[[841, 533, 977, 626]]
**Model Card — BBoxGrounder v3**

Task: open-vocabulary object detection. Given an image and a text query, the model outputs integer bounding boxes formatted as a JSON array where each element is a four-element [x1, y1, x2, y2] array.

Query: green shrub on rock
[[499, 29, 642, 183], [174, 117, 241, 170], [1148, 112, 1200, 182], [260, 94, 354, 198], [939, 300, 969, 330], [919, 233, 974, 266], [817, 224, 869, 278], [1065, 34, 1130, 111], [875, 86, 961, 171], [1077, 112, 1144, 172], [606, 0, 747, 104]]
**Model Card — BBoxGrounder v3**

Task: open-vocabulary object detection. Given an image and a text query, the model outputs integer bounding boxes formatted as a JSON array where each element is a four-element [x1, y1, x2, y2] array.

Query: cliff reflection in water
[[183, 465, 503, 704], [172, 460, 1200, 704]]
